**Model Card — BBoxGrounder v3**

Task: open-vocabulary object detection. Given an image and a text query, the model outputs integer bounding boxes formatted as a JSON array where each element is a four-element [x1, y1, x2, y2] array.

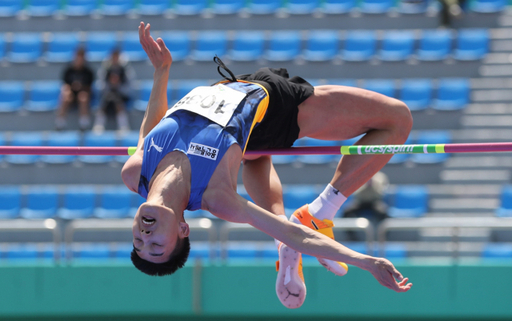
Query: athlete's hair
[[131, 236, 190, 276]]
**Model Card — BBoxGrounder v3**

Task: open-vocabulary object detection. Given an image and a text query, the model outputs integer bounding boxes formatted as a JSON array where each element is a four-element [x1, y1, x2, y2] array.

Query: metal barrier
[[0, 219, 61, 262], [220, 217, 374, 260], [64, 218, 217, 261], [377, 217, 512, 258]]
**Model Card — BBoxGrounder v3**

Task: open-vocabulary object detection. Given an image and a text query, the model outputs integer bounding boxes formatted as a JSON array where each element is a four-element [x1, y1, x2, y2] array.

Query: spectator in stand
[[93, 48, 135, 133], [439, 0, 467, 27], [55, 48, 95, 131]]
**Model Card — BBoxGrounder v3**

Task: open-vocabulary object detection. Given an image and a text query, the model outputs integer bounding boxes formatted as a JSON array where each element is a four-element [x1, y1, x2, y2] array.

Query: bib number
[[165, 84, 246, 127]]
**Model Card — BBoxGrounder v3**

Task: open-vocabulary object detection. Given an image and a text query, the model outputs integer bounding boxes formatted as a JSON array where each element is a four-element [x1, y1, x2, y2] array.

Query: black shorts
[[237, 68, 314, 150]]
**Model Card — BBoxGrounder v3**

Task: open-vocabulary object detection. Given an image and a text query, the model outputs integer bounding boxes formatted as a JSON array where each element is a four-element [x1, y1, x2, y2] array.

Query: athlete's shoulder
[[121, 151, 143, 193]]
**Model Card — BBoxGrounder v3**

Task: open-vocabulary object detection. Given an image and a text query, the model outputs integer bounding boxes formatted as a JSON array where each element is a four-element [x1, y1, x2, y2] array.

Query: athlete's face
[[132, 203, 188, 263]]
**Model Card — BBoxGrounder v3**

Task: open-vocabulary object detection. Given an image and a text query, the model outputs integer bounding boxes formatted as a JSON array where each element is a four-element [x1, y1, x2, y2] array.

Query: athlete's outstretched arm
[[136, 21, 172, 148], [203, 185, 412, 293]]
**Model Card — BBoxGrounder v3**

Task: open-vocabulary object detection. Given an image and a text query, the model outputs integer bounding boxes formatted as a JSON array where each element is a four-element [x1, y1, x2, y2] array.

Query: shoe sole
[[276, 244, 306, 309]]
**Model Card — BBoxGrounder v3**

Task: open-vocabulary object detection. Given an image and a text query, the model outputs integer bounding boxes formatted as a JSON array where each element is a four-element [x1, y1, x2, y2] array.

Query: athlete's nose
[[140, 229, 151, 235]]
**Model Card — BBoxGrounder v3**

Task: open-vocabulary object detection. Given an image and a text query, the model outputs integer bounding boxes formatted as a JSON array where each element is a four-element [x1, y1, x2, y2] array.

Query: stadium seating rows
[[0, 0, 506, 18], [0, 129, 453, 165], [0, 77, 471, 113], [0, 182, 432, 219], [0, 28, 490, 63]]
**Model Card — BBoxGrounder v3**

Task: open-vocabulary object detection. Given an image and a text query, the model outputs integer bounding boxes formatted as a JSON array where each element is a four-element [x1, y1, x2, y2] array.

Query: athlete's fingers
[[390, 265, 404, 281]]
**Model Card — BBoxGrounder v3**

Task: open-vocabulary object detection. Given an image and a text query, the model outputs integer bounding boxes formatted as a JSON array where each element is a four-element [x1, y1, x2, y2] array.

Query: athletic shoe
[[275, 242, 306, 309], [291, 205, 349, 277]]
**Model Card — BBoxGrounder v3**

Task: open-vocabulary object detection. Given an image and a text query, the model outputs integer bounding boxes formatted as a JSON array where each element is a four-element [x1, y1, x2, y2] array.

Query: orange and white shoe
[[291, 205, 349, 277], [275, 242, 306, 309]]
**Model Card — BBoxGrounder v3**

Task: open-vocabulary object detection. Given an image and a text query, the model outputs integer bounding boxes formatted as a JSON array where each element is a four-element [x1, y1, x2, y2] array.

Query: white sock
[[308, 184, 347, 221]]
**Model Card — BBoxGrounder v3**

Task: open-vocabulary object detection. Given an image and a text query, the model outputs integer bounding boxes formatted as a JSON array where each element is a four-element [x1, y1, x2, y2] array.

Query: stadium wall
[[1, 260, 512, 321]]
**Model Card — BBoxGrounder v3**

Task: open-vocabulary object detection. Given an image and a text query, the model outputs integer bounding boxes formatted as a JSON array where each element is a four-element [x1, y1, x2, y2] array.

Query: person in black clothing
[[93, 48, 135, 133], [55, 48, 94, 131]]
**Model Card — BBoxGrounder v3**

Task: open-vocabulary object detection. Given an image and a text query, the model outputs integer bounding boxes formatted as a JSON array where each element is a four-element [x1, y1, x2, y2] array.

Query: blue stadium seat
[[6, 132, 44, 164], [78, 131, 117, 163], [0, 81, 24, 113], [160, 31, 191, 62], [453, 29, 489, 61], [246, 0, 283, 14], [482, 243, 512, 259], [4, 244, 40, 260], [378, 31, 415, 61], [326, 79, 357, 87], [137, 0, 171, 15], [211, 0, 246, 14], [387, 185, 428, 218], [112, 243, 132, 260], [64, 0, 98, 16], [41, 131, 81, 164], [85, 32, 118, 62], [264, 31, 302, 61], [321, 0, 356, 13], [432, 78, 470, 111], [285, 0, 321, 14], [411, 130, 451, 164], [397, 0, 429, 13], [94, 186, 133, 218], [296, 137, 338, 164], [383, 243, 407, 258], [471, 0, 506, 12], [120, 32, 146, 62], [25, 80, 61, 112], [400, 78, 432, 111], [0, 186, 22, 219], [341, 30, 377, 61], [20, 186, 59, 219], [303, 30, 340, 62], [362, 79, 396, 98], [417, 29, 452, 61], [283, 185, 319, 216], [7, 32, 43, 63], [496, 185, 512, 217], [360, 0, 395, 13], [72, 243, 111, 260], [0, 33, 6, 59], [190, 31, 228, 61], [100, 0, 135, 15], [133, 80, 153, 111], [26, 0, 60, 16], [57, 186, 96, 219], [44, 32, 80, 63], [226, 243, 258, 261], [228, 31, 265, 61], [0, 0, 23, 17], [173, 0, 208, 15]]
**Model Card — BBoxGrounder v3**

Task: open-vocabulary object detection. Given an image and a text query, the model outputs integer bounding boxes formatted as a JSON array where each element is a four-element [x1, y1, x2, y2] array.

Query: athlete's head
[[131, 202, 190, 276]]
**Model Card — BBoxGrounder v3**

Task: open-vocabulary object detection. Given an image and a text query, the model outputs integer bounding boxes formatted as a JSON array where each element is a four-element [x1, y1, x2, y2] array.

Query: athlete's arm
[[242, 155, 286, 216], [136, 21, 172, 148], [203, 185, 412, 293]]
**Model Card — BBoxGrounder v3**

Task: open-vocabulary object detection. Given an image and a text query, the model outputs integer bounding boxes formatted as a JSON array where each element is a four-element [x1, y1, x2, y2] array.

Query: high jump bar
[[1, 142, 512, 156]]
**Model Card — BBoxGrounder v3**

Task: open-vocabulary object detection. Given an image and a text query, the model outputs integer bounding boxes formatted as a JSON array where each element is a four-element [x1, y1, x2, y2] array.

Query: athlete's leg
[[293, 85, 412, 274], [297, 85, 413, 197], [242, 156, 306, 308]]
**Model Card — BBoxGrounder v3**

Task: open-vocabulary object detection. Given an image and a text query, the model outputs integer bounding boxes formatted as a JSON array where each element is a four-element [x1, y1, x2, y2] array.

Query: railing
[[219, 217, 374, 260], [0, 219, 61, 262], [64, 218, 216, 261], [377, 217, 512, 258]]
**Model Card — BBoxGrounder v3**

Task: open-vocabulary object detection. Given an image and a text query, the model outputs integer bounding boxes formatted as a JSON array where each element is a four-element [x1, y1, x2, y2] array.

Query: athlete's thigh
[[296, 85, 407, 141]]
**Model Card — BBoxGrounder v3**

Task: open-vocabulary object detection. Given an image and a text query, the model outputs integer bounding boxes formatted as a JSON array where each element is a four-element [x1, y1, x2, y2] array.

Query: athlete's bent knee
[[389, 100, 413, 140]]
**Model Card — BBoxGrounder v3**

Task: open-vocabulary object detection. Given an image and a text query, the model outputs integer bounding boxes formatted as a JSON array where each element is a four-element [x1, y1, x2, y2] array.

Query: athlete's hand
[[138, 21, 172, 70], [362, 257, 412, 292]]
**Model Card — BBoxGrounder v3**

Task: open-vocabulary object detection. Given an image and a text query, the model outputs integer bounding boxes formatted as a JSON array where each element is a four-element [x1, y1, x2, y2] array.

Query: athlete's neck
[[147, 151, 191, 218]]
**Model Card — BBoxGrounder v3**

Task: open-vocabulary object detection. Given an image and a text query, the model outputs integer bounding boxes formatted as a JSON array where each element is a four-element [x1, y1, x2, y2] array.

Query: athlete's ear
[[179, 222, 190, 237]]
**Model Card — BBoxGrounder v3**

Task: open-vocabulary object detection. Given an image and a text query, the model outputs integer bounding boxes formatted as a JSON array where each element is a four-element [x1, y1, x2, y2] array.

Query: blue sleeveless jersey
[[138, 81, 268, 211]]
